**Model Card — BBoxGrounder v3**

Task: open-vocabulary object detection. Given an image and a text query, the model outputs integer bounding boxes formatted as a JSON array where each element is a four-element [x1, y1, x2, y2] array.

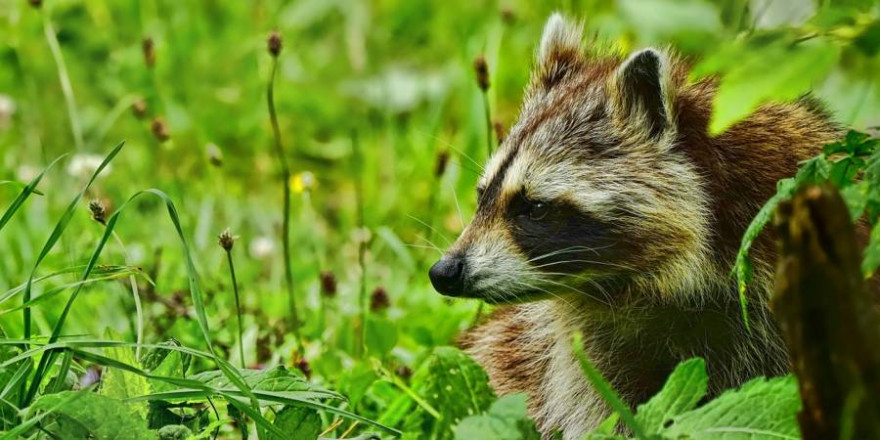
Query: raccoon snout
[[429, 256, 466, 297]]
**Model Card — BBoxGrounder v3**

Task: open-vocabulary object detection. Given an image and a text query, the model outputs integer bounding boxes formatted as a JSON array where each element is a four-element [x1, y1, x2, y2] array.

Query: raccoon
[[429, 13, 843, 440]]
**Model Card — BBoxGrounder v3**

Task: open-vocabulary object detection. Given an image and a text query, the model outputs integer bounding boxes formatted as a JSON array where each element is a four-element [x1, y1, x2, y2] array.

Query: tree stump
[[772, 185, 880, 439]]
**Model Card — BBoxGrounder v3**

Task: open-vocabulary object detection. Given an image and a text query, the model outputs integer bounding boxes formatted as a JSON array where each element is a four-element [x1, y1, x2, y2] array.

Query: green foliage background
[[0, 0, 878, 438]]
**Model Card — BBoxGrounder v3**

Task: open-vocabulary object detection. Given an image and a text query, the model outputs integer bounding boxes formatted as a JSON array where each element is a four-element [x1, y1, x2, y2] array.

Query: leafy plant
[[734, 130, 880, 323], [572, 336, 802, 440]]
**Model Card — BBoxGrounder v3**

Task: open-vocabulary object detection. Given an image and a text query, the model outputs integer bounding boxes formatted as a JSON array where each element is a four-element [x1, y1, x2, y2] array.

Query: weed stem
[[224, 247, 246, 369], [267, 52, 303, 349], [42, 10, 83, 151]]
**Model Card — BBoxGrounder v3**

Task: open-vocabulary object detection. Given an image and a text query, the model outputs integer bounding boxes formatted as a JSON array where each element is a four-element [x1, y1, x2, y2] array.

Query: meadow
[[1, 0, 880, 439]]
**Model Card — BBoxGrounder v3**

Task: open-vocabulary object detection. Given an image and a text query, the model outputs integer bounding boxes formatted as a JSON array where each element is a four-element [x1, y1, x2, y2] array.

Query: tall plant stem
[[353, 130, 367, 357], [267, 57, 303, 349], [224, 249, 246, 369], [43, 10, 84, 151], [480, 91, 493, 158], [112, 231, 143, 361]]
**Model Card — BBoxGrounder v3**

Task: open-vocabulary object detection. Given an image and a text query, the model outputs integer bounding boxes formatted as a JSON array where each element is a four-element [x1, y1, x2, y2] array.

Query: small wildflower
[[370, 286, 390, 313], [249, 236, 275, 259], [295, 357, 312, 379], [206, 143, 223, 167], [320, 271, 337, 298], [132, 98, 147, 119], [218, 228, 235, 251], [473, 54, 490, 92], [16, 164, 39, 183], [290, 171, 316, 194], [150, 118, 169, 142], [267, 31, 282, 57], [78, 365, 102, 389], [434, 150, 450, 178], [142, 37, 156, 67], [352, 227, 372, 244], [493, 120, 507, 145], [67, 154, 111, 180], [89, 199, 107, 225], [0, 94, 15, 130]]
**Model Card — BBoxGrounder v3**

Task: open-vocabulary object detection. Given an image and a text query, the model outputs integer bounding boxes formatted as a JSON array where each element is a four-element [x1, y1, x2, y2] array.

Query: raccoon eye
[[529, 201, 549, 221]]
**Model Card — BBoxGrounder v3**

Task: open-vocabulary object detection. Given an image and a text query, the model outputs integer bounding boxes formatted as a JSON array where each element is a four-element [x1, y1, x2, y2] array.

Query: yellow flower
[[289, 171, 317, 194]]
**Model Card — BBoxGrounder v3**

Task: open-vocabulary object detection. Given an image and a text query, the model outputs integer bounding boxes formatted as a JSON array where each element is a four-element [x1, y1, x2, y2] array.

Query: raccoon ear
[[611, 48, 673, 139], [535, 13, 584, 89]]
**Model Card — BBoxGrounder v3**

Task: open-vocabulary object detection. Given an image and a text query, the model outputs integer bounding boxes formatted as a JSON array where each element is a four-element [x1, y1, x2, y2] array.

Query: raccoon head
[[430, 14, 713, 305]]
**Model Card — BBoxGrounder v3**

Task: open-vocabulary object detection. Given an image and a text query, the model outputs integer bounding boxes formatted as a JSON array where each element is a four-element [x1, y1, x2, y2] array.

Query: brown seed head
[[320, 271, 337, 298], [206, 143, 223, 167], [500, 6, 516, 24], [89, 199, 107, 225], [28, 0, 41, 8], [295, 357, 311, 379], [142, 37, 155, 67], [267, 31, 282, 57], [132, 98, 147, 119], [218, 228, 235, 251], [370, 286, 390, 313], [473, 54, 490, 92], [395, 365, 413, 382], [151, 118, 169, 142], [434, 150, 450, 178], [492, 120, 507, 145]]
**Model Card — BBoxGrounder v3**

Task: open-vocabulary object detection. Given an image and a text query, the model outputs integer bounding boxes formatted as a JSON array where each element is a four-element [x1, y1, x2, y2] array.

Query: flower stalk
[[266, 31, 303, 348], [219, 228, 246, 369]]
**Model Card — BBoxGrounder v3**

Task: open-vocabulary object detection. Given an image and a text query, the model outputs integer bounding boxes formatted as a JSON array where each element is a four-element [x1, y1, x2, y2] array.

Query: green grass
[[0, 0, 878, 438]]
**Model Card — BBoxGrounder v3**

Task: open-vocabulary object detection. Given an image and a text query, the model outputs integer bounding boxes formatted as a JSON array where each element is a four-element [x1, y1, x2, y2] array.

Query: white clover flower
[[0, 94, 15, 130], [16, 164, 40, 182], [67, 154, 111, 180], [249, 236, 276, 259]]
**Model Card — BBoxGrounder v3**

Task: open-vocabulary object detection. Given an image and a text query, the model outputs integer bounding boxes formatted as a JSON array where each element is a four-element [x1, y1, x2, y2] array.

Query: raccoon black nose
[[429, 257, 465, 296]]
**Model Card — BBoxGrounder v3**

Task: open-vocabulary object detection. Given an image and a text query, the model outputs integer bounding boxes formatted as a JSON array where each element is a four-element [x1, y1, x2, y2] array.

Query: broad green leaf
[[618, 0, 721, 40], [635, 358, 708, 434], [453, 394, 540, 440], [406, 346, 496, 440], [365, 316, 398, 357], [271, 405, 321, 440], [145, 340, 191, 394], [29, 391, 156, 440], [708, 41, 839, 135], [100, 329, 151, 418], [660, 375, 801, 439], [191, 365, 311, 393]]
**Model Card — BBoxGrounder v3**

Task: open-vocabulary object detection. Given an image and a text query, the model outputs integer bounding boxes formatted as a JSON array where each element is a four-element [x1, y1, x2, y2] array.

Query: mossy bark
[[772, 185, 880, 440]]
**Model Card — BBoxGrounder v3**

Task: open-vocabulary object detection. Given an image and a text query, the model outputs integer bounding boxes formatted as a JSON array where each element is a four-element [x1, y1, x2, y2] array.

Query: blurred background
[[0, 0, 878, 424]]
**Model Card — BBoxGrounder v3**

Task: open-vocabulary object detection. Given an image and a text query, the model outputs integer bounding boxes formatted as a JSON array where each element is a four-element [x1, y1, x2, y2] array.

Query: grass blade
[[21, 141, 123, 343], [0, 154, 66, 232]]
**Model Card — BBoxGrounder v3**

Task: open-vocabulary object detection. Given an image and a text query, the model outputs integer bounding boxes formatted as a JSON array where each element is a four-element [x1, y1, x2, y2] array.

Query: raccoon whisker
[[416, 130, 485, 173], [505, 277, 579, 310], [447, 180, 465, 229], [404, 243, 444, 255], [532, 259, 634, 271], [538, 277, 613, 307], [407, 215, 453, 247], [412, 235, 446, 255], [526, 245, 613, 263]]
